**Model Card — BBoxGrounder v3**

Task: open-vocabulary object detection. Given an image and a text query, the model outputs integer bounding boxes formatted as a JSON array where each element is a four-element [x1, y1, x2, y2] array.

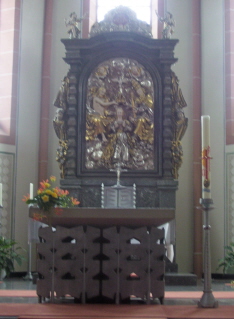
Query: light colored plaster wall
[[48, 0, 82, 179], [201, 0, 225, 272], [14, 0, 225, 274], [0, 144, 15, 153], [166, 0, 225, 274], [167, 0, 194, 273], [14, 0, 45, 270]]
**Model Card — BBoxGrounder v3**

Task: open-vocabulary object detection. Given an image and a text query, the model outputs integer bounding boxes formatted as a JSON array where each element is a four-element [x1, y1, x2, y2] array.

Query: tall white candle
[[201, 115, 211, 199], [0, 183, 2, 207], [30, 183, 34, 199]]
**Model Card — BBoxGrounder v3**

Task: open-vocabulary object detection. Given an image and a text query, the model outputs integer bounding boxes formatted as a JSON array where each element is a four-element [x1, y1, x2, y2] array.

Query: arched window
[[82, 0, 163, 39], [97, 0, 151, 24]]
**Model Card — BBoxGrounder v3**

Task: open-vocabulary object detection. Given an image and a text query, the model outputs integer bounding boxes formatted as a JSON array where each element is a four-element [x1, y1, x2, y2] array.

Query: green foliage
[[0, 236, 25, 277], [217, 242, 234, 273]]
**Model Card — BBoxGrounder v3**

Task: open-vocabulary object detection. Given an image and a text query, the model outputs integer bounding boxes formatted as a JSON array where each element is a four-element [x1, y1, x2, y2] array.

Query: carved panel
[[136, 187, 159, 207], [85, 58, 155, 171], [81, 187, 101, 207], [36, 225, 165, 304]]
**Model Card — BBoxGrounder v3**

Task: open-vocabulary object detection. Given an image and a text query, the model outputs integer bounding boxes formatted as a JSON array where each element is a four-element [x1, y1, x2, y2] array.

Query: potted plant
[[0, 236, 25, 280], [217, 242, 234, 274]]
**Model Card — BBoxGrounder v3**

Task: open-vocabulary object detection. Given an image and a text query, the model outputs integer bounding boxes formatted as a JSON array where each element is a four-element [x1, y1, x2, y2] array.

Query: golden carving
[[53, 76, 70, 178], [85, 58, 155, 170], [56, 139, 68, 179], [54, 76, 69, 110], [171, 72, 188, 179], [156, 11, 175, 39], [65, 12, 83, 39]]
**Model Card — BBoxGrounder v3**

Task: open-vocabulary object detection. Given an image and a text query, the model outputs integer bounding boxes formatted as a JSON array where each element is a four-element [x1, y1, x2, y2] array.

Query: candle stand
[[23, 216, 35, 281], [198, 198, 218, 308], [23, 241, 33, 281]]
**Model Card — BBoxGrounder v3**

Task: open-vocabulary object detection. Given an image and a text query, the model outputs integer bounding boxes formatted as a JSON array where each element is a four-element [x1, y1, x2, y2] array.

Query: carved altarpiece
[[53, 6, 187, 210]]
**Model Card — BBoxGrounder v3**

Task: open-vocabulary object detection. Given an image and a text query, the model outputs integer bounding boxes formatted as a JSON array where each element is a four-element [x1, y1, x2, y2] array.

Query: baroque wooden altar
[[46, 5, 188, 305], [30, 207, 174, 304]]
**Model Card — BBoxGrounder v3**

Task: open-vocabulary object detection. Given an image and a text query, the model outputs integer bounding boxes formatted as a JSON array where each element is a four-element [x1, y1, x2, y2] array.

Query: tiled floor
[[0, 277, 233, 305]]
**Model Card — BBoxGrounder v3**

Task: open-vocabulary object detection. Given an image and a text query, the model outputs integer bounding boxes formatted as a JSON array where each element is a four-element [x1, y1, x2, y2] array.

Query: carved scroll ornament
[[53, 76, 69, 178], [171, 72, 188, 179]]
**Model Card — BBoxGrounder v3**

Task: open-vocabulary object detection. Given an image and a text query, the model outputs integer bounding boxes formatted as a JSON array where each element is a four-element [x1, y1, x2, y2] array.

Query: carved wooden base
[[37, 225, 165, 304]]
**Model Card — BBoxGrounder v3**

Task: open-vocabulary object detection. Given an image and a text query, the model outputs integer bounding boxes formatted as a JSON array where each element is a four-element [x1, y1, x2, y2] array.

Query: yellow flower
[[45, 189, 53, 196], [50, 176, 56, 182], [42, 195, 49, 202], [51, 192, 58, 198]]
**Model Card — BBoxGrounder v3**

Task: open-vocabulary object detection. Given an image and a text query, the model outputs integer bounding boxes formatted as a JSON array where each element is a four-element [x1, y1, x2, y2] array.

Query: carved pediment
[[90, 6, 152, 38]]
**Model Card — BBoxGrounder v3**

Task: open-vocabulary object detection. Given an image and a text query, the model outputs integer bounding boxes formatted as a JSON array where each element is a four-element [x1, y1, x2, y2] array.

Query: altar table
[[29, 207, 175, 304]]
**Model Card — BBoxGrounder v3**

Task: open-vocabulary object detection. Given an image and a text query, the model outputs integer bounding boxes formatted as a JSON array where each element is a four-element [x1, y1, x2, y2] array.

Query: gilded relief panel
[[85, 58, 155, 170]]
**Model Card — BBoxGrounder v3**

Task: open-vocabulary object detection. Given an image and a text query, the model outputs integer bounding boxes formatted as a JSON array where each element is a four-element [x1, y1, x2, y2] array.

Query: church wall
[[166, 0, 226, 274], [201, 0, 225, 273], [14, 0, 45, 271], [167, 0, 194, 273], [12, 0, 82, 272]]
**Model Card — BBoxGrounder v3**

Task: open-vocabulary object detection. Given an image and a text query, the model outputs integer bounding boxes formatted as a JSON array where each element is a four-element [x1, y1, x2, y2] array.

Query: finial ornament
[[156, 11, 175, 39], [65, 12, 86, 39]]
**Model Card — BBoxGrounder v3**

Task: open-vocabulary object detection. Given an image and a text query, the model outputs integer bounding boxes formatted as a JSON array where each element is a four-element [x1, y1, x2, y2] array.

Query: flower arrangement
[[23, 176, 79, 221]]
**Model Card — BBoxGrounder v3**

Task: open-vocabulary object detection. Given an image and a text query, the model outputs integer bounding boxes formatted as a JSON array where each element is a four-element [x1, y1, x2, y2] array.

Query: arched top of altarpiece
[[90, 6, 152, 38]]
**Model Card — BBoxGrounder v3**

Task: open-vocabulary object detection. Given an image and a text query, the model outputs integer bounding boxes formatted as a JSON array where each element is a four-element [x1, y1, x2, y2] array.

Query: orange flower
[[54, 187, 69, 196], [40, 179, 50, 189], [22, 194, 30, 202], [61, 190, 69, 196], [71, 197, 80, 205]]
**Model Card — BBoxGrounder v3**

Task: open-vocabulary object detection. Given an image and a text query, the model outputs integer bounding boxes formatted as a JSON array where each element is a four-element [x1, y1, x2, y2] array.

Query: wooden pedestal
[[30, 207, 174, 304]]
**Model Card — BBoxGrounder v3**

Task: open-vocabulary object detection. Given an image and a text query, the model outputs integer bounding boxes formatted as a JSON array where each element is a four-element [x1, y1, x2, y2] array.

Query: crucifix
[[112, 74, 129, 94], [110, 163, 127, 186], [102, 163, 135, 208]]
